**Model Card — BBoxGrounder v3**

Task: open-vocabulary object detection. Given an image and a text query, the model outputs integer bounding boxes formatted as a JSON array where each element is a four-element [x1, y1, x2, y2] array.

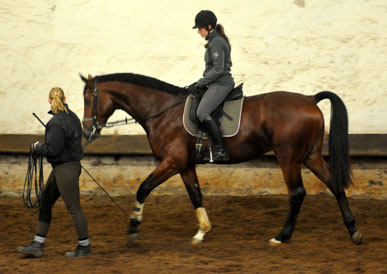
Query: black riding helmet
[[192, 10, 217, 29]]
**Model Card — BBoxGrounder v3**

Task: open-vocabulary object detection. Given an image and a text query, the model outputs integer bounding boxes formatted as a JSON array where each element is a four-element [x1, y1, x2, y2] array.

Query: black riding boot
[[202, 117, 229, 161]]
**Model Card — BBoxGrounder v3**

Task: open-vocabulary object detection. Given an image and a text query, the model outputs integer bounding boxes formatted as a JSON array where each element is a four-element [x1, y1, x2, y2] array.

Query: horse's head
[[80, 74, 113, 142]]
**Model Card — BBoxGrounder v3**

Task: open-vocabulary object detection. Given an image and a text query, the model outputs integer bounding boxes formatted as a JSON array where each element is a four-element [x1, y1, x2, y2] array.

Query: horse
[[80, 72, 362, 245]]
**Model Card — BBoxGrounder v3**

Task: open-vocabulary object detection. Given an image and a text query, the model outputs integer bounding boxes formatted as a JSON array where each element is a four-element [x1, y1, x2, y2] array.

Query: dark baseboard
[[0, 134, 385, 157]]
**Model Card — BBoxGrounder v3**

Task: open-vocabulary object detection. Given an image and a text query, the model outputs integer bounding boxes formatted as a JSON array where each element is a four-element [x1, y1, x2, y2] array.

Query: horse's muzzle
[[83, 126, 100, 143]]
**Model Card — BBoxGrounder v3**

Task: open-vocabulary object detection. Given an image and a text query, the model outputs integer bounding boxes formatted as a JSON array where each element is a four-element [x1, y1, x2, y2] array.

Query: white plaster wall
[[0, 0, 386, 134]]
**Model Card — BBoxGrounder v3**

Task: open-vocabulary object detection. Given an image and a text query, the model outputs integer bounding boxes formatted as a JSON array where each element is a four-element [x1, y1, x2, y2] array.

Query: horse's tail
[[314, 91, 353, 193]]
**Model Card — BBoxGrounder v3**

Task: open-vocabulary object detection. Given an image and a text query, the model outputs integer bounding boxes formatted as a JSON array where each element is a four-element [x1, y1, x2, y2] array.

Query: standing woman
[[191, 10, 235, 161], [17, 87, 91, 258]]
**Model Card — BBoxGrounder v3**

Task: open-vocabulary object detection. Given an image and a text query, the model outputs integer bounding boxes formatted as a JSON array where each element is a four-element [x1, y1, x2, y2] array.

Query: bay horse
[[80, 73, 362, 245]]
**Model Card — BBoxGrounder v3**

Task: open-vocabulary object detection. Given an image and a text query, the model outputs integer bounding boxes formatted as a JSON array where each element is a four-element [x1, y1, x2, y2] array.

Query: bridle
[[82, 78, 187, 143], [82, 78, 107, 142]]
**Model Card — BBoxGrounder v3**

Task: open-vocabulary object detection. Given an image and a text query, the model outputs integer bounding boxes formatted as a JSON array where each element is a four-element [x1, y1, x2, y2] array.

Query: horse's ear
[[87, 74, 93, 80], [80, 73, 88, 83]]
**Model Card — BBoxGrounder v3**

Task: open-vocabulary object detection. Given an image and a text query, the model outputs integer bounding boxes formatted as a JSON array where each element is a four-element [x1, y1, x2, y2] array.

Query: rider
[[17, 87, 91, 258], [191, 10, 234, 161]]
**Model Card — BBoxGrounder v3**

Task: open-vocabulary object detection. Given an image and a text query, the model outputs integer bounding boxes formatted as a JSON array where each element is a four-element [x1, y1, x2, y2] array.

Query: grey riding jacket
[[197, 30, 234, 87]]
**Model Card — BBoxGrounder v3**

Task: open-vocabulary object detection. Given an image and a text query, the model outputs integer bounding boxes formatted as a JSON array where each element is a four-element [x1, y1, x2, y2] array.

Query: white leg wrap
[[269, 238, 282, 246], [193, 229, 206, 242], [192, 208, 211, 244], [130, 200, 144, 222], [196, 207, 211, 232]]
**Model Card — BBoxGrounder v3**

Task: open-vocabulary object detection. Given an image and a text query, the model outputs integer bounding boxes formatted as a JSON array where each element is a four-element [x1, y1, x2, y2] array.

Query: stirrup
[[205, 147, 229, 162]]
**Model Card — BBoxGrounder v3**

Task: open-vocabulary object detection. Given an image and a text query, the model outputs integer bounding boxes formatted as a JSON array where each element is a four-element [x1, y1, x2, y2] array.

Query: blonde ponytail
[[49, 87, 68, 114]]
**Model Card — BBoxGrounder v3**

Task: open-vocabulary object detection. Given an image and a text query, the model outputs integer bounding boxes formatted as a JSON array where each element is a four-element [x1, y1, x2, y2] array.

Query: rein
[[83, 78, 186, 142], [137, 97, 186, 122]]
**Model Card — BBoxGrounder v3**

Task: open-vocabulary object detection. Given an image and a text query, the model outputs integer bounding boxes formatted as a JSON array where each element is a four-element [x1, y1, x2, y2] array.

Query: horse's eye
[[84, 98, 91, 105]]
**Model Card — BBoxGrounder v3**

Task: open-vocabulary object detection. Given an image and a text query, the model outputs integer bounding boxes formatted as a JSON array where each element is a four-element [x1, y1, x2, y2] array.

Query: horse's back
[[243, 91, 324, 150], [245, 91, 322, 120], [246, 91, 315, 106]]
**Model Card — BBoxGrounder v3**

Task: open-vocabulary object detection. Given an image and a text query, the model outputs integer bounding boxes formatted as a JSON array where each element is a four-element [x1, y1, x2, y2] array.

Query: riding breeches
[[196, 83, 234, 122], [37, 161, 88, 240]]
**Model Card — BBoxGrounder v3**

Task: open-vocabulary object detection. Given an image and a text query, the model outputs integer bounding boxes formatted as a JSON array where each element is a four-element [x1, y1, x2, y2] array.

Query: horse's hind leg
[[180, 165, 211, 244], [271, 159, 306, 245], [304, 145, 362, 244]]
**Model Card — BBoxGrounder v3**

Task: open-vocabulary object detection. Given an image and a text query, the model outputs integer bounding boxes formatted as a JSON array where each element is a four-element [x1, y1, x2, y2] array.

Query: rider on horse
[[190, 10, 235, 161]]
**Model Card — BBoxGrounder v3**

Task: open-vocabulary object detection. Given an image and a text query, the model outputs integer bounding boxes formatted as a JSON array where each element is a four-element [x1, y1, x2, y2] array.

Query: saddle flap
[[184, 95, 245, 138]]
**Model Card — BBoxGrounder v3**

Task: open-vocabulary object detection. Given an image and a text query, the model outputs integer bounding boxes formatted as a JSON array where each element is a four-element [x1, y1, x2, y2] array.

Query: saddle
[[186, 83, 244, 163]]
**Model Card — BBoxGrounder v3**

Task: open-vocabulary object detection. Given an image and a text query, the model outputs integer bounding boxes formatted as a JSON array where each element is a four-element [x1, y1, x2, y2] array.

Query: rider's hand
[[187, 82, 198, 94]]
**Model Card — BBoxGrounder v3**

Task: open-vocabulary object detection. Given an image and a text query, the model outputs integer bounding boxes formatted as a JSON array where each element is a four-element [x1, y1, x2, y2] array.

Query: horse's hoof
[[128, 233, 139, 243], [352, 230, 363, 245], [191, 238, 202, 245], [269, 238, 282, 246]]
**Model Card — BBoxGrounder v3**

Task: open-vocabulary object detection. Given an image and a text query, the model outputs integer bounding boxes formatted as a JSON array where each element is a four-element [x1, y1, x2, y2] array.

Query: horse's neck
[[109, 83, 182, 125]]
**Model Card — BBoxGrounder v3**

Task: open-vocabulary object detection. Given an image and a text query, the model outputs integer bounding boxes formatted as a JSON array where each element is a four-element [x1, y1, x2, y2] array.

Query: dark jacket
[[35, 105, 84, 167], [197, 30, 234, 87]]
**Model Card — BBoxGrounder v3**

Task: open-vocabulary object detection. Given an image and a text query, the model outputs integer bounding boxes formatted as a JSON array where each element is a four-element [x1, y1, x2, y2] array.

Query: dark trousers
[[37, 161, 88, 240]]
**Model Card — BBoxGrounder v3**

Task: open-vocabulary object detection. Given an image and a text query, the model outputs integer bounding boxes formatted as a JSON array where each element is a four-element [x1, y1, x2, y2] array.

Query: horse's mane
[[95, 73, 187, 96]]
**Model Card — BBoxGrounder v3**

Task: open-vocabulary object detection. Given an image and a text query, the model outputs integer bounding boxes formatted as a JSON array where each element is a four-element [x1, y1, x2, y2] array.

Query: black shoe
[[17, 241, 44, 258], [65, 244, 92, 258], [212, 146, 229, 161]]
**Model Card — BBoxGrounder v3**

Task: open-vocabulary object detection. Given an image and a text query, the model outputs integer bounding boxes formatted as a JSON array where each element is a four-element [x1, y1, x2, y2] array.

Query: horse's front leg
[[128, 158, 178, 239], [180, 165, 211, 245]]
